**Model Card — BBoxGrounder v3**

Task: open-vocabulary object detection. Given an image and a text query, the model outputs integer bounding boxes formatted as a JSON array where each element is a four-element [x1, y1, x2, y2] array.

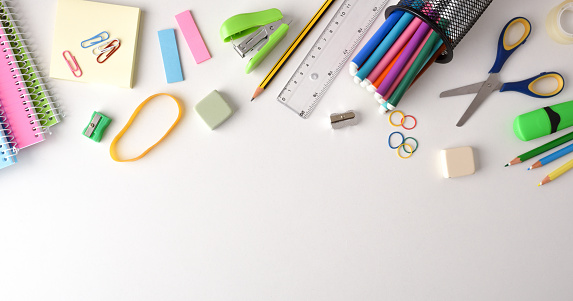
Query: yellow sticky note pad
[[441, 146, 476, 178], [49, 0, 141, 88]]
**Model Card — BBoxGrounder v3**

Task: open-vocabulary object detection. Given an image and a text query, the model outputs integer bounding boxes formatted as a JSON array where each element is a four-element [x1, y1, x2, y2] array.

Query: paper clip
[[81, 31, 110, 48], [63, 50, 82, 78], [96, 39, 121, 63], [91, 38, 118, 56]]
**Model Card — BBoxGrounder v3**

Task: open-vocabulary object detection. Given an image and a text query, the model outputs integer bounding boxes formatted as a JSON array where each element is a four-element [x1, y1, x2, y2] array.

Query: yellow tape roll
[[546, 0, 573, 44]]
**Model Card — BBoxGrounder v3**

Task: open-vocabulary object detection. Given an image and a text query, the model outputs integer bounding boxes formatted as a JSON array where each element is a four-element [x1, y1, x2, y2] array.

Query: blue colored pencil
[[353, 12, 414, 84], [528, 142, 573, 170], [349, 11, 404, 76]]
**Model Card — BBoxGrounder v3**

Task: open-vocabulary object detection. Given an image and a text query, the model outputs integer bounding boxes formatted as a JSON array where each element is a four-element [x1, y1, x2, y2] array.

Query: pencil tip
[[538, 183, 541, 187], [527, 167, 531, 170], [504, 164, 509, 167], [251, 98, 254, 102]]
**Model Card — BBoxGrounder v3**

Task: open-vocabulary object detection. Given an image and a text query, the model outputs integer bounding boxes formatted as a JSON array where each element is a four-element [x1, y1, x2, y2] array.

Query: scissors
[[440, 17, 564, 127]]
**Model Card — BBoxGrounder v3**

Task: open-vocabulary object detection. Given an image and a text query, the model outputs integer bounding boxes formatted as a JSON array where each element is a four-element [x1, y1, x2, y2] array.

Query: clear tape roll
[[546, 0, 573, 44]]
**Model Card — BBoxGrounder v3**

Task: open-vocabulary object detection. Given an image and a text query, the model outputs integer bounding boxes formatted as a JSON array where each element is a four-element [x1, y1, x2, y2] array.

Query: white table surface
[[2, 0, 573, 300]]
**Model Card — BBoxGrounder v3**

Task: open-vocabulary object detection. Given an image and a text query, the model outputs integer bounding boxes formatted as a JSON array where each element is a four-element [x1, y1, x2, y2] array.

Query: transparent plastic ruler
[[277, 0, 388, 119]]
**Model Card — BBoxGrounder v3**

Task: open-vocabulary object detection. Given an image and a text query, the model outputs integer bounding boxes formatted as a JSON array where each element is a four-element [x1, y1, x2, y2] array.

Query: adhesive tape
[[546, 0, 573, 44]]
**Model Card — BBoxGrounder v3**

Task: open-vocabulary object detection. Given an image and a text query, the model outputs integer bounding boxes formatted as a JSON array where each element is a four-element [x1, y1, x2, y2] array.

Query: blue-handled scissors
[[440, 17, 565, 127]]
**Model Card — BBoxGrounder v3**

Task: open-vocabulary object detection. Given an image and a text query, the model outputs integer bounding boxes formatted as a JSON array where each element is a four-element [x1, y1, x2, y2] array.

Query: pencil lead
[[504, 163, 509, 167], [251, 98, 254, 102], [527, 167, 531, 170]]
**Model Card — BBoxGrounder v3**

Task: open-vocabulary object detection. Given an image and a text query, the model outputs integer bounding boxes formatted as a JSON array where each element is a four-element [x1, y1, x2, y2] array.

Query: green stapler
[[220, 8, 290, 74]]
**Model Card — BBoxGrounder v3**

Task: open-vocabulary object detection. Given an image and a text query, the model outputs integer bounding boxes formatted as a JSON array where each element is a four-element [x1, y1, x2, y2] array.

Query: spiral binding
[[0, 1, 63, 131], [0, 103, 17, 162]]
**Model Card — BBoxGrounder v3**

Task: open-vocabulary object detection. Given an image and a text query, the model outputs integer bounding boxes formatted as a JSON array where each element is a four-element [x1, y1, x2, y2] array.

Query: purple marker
[[375, 21, 431, 97]]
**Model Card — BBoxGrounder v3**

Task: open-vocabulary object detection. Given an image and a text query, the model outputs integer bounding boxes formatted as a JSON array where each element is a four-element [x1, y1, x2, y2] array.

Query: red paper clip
[[97, 39, 121, 63], [62, 50, 82, 78]]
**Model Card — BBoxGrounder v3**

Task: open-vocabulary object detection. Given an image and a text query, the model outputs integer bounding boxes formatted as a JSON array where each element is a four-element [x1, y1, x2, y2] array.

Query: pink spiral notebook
[[0, 25, 44, 149]]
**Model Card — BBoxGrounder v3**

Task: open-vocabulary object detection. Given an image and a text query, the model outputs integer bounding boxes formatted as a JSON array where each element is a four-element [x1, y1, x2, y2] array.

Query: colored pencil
[[505, 131, 573, 166], [251, 0, 335, 101], [349, 11, 404, 76], [376, 24, 432, 99], [529, 142, 573, 170], [538, 156, 573, 186], [361, 17, 422, 88], [354, 12, 414, 83]]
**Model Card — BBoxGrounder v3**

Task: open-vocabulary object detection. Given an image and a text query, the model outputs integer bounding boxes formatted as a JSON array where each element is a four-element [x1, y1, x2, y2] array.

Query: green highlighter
[[514, 100, 573, 141]]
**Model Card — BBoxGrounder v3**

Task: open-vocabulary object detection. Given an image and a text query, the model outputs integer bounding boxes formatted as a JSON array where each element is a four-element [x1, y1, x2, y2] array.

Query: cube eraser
[[441, 146, 475, 178], [195, 90, 234, 130]]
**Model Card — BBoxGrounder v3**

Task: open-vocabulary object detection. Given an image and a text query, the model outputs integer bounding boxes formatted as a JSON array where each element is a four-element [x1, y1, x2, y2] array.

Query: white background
[[2, 0, 573, 300]]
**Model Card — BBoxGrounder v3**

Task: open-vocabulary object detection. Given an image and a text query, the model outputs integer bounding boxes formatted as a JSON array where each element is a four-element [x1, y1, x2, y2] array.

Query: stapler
[[220, 8, 290, 74]]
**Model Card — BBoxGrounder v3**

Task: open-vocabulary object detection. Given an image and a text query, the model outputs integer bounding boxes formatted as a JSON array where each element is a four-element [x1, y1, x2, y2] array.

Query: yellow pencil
[[538, 156, 573, 186], [251, 0, 336, 101]]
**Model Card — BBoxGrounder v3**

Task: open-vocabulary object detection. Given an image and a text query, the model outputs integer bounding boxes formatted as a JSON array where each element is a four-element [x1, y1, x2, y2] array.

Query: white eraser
[[441, 146, 475, 178]]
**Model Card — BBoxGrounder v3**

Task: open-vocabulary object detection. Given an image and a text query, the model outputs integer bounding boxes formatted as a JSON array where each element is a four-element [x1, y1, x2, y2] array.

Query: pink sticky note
[[175, 10, 211, 64]]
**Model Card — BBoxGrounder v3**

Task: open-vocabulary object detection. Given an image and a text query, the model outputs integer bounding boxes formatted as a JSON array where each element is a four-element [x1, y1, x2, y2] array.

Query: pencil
[[538, 156, 573, 186], [251, 0, 336, 101], [505, 131, 573, 167], [528, 142, 573, 170]]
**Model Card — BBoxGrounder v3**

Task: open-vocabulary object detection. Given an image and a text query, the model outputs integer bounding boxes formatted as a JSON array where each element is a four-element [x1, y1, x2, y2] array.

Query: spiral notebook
[[0, 1, 62, 169]]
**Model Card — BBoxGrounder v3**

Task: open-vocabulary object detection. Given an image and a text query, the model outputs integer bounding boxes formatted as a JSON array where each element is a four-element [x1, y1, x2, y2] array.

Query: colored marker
[[411, 42, 444, 87], [374, 21, 431, 96], [354, 12, 414, 84], [539, 156, 573, 186], [529, 142, 573, 170], [381, 31, 441, 112], [361, 17, 422, 88], [367, 43, 407, 95], [349, 11, 404, 76], [381, 30, 432, 100]]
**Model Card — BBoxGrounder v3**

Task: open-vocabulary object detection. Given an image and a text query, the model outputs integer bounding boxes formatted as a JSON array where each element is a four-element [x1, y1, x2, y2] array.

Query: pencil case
[[513, 100, 573, 141], [387, 0, 493, 63]]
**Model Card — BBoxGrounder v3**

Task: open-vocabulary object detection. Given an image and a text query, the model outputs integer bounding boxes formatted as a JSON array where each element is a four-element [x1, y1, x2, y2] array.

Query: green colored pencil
[[505, 131, 573, 166]]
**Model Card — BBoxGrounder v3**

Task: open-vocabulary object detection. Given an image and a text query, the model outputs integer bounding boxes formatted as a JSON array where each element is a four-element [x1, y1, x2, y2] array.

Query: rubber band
[[389, 110, 405, 126], [110, 93, 183, 162], [400, 115, 417, 130], [402, 137, 418, 153], [397, 143, 413, 159], [388, 131, 404, 149]]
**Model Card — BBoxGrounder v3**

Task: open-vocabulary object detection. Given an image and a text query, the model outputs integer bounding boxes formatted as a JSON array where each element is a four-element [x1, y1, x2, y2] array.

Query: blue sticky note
[[158, 29, 183, 83]]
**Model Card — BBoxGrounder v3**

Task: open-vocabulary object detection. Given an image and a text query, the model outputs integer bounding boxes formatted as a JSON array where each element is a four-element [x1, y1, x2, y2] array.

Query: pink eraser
[[175, 10, 211, 64]]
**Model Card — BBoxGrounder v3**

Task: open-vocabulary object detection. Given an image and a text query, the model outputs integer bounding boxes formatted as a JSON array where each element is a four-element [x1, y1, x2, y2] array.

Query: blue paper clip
[[81, 31, 110, 48]]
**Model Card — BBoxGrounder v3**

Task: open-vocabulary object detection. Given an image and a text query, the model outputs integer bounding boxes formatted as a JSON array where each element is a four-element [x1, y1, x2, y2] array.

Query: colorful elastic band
[[389, 110, 405, 126], [388, 131, 405, 149], [110, 93, 183, 162], [402, 137, 418, 153], [400, 115, 417, 130], [397, 143, 413, 159]]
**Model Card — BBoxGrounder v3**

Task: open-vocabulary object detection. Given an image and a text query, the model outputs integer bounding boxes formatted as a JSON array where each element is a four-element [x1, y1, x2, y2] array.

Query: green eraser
[[195, 90, 234, 130], [82, 111, 111, 142]]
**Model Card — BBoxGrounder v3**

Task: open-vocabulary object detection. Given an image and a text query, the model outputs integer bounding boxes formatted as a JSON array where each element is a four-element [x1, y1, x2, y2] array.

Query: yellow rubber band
[[397, 143, 413, 159], [110, 93, 183, 162], [389, 110, 405, 127]]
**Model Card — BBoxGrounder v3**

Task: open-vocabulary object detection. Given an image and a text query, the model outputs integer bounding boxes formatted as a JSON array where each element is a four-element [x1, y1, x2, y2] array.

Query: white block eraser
[[441, 146, 475, 178]]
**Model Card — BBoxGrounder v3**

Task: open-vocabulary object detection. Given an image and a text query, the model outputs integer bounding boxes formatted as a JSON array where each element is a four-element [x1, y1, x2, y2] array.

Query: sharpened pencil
[[251, 0, 336, 101], [505, 131, 573, 167]]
